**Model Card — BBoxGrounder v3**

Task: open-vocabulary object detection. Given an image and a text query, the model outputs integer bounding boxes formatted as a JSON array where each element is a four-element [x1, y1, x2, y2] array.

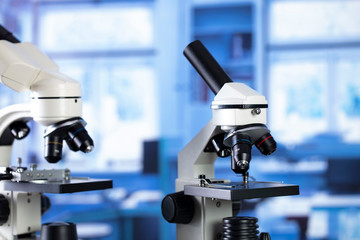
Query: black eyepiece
[[0, 25, 20, 43], [255, 133, 277, 156], [184, 40, 232, 95], [44, 135, 63, 164], [229, 134, 252, 174]]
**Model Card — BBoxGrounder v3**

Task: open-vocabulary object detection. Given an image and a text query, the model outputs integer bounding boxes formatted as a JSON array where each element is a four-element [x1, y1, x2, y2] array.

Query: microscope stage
[[184, 181, 299, 200], [2, 177, 113, 193]]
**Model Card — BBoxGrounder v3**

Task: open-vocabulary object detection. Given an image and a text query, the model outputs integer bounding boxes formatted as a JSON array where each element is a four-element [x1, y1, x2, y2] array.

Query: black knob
[[0, 194, 10, 225], [260, 232, 271, 240], [41, 195, 51, 215], [161, 191, 194, 224], [9, 121, 30, 140], [40, 222, 78, 240]]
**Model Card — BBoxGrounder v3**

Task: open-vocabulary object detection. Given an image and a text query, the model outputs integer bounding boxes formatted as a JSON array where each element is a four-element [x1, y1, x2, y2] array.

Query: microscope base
[[184, 181, 299, 200], [0, 178, 112, 239]]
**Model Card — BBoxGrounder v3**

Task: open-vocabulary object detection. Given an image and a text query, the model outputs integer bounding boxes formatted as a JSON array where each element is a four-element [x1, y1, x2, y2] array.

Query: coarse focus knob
[[0, 194, 9, 225], [40, 222, 78, 240], [260, 232, 271, 240], [41, 195, 51, 215], [161, 191, 194, 224]]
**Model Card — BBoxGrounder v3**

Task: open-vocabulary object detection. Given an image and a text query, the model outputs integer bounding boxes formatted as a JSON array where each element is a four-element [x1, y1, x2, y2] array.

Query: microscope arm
[[0, 104, 31, 168], [0, 104, 31, 137], [178, 120, 221, 181]]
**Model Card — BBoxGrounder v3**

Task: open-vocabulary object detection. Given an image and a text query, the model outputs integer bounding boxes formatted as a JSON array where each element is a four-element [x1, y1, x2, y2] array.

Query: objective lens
[[44, 135, 63, 163], [255, 133, 277, 156], [65, 139, 79, 152], [230, 134, 252, 174], [84, 145, 94, 153], [67, 124, 94, 153]]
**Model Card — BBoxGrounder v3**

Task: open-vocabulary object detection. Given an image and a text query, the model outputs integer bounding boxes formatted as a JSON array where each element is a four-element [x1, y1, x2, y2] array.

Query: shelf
[[194, 25, 253, 36]]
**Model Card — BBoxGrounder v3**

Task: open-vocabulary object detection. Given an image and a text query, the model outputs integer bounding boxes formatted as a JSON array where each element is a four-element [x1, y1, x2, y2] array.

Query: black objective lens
[[255, 133, 277, 156], [230, 134, 252, 174], [67, 124, 94, 153], [65, 139, 79, 152], [44, 135, 63, 163]]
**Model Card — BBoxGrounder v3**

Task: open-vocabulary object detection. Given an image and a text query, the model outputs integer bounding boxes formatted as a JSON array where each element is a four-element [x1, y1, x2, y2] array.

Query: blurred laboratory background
[[1, 0, 360, 239]]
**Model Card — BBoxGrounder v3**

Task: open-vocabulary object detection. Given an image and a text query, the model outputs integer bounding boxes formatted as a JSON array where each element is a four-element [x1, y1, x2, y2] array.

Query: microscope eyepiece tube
[[183, 40, 232, 95], [0, 25, 20, 43]]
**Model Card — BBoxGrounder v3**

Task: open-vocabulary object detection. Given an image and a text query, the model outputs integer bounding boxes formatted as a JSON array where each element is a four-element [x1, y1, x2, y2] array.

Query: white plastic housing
[[0, 41, 82, 125], [0, 41, 81, 97], [0, 41, 57, 92], [30, 70, 81, 98], [0, 191, 41, 239], [211, 82, 267, 126], [31, 98, 82, 125]]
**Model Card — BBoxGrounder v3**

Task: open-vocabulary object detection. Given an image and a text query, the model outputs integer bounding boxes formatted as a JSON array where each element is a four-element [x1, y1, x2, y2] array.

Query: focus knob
[[260, 232, 271, 240], [41, 222, 78, 240], [161, 191, 194, 224], [41, 195, 51, 215], [0, 194, 10, 225]]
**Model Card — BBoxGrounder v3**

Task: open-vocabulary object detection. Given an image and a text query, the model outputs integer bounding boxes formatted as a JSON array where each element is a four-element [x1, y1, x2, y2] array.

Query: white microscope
[[162, 40, 299, 240], [0, 25, 112, 240]]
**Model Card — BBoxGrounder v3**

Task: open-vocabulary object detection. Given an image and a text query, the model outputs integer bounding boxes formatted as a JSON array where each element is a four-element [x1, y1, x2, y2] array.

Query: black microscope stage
[[3, 178, 113, 193], [184, 181, 299, 200]]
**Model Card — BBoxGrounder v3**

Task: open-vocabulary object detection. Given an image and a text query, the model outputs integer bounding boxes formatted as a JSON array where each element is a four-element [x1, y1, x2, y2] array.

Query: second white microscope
[[162, 40, 299, 240]]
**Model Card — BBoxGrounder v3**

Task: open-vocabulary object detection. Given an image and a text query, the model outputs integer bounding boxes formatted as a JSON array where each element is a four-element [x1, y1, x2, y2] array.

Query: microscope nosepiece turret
[[44, 117, 94, 163], [224, 124, 277, 174]]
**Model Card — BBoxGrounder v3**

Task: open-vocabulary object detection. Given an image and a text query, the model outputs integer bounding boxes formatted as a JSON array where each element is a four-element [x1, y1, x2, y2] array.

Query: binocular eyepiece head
[[224, 124, 277, 175], [44, 118, 94, 163]]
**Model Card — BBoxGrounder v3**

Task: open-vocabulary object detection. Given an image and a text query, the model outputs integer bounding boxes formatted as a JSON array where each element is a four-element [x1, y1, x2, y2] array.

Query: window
[[38, 4, 154, 52], [0, 1, 158, 172], [269, 0, 360, 44], [334, 52, 360, 143], [269, 51, 328, 143], [267, 0, 360, 144], [35, 2, 158, 172], [54, 57, 157, 172]]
